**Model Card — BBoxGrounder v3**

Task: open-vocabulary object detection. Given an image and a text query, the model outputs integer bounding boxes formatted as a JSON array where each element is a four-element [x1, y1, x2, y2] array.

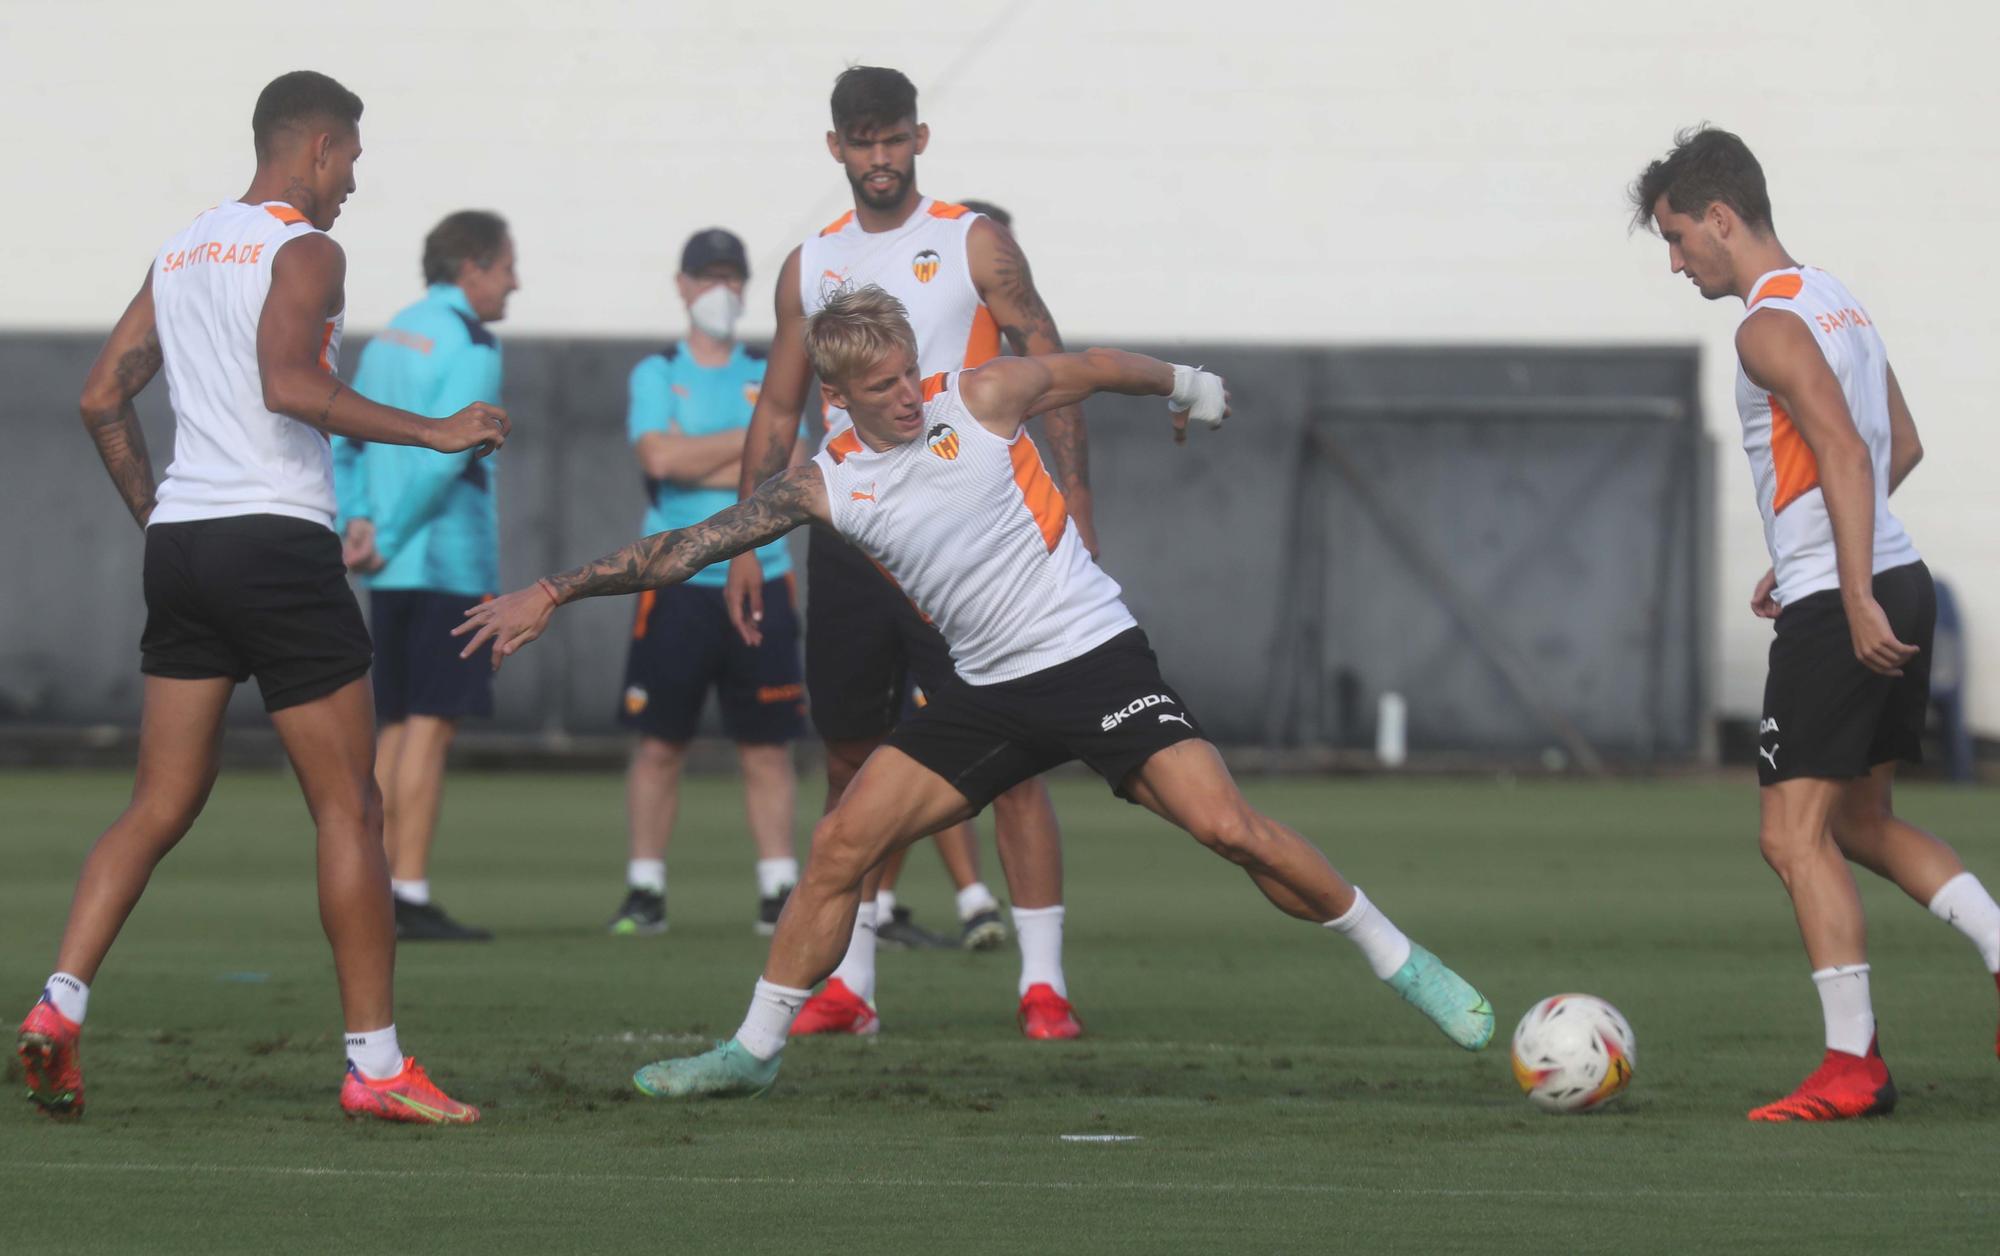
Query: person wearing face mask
[[607, 228, 805, 938], [333, 209, 518, 943]]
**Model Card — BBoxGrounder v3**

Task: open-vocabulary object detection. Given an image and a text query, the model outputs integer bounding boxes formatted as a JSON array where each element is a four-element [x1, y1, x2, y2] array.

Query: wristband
[[536, 578, 562, 608]]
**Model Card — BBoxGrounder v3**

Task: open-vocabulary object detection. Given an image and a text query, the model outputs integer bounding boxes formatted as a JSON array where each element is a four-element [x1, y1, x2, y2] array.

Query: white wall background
[[4, 0, 1996, 733]]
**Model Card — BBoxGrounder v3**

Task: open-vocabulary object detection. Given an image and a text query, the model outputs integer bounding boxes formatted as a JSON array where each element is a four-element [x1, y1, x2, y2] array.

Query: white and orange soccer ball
[[1510, 994, 1636, 1114]]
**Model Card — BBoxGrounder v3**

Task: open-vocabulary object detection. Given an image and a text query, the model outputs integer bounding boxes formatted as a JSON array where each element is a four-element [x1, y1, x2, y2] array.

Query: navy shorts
[[619, 577, 806, 744], [370, 589, 494, 723], [141, 514, 373, 712]]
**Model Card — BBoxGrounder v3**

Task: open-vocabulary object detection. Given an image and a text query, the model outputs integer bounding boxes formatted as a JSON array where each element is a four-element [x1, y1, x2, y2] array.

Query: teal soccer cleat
[[633, 1039, 781, 1100], [1386, 944, 1495, 1050]]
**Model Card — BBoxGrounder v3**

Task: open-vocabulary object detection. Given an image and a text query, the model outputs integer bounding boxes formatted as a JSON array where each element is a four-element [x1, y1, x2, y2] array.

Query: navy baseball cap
[[680, 228, 749, 277]]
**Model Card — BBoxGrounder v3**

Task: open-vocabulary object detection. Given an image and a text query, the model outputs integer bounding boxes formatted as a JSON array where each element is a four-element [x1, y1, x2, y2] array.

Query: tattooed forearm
[[84, 402, 158, 528], [1037, 403, 1091, 494], [548, 466, 818, 603], [83, 331, 164, 528], [318, 379, 344, 429]]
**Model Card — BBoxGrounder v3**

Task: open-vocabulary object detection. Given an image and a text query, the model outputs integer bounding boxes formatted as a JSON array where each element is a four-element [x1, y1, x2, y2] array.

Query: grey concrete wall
[[0, 334, 1706, 759]]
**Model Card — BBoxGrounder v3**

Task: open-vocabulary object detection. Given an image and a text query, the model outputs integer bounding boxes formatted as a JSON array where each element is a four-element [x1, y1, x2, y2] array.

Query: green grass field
[[3, 768, 1997, 1254]]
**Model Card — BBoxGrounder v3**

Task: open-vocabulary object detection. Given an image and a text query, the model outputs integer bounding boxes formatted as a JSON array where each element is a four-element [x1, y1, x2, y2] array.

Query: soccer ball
[[1509, 994, 1636, 1114]]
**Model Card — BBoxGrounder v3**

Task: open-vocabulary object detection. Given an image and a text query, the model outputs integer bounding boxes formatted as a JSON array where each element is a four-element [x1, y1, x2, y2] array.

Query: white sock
[[957, 881, 1001, 921], [1012, 905, 1067, 997], [828, 901, 878, 1004], [734, 978, 811, 1061], [390, 878, 430, 906], [1927, 872, 2000, 972], [1324, 888, 1414, 980], [43, 972, 88, 1024], [627, 859, 667, 894], [344, 1024, 404, 1080], [875, 889, 898, 919], [756, 858, 799, 899], [1812, 964, 1875, 1056]]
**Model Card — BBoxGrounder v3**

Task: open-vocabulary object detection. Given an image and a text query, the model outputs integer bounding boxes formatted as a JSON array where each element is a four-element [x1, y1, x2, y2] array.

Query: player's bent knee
[[804, 815, 873, 889], [1190, 806, 1265, 865]]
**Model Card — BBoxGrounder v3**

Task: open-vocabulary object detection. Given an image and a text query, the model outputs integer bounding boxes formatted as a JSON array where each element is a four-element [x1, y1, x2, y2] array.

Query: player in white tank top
[[1635, 125, 2000, 1122], [717, 68, 1104, 1034], [19, 72, 498, 1125], [462, 286, 1502, 1099]]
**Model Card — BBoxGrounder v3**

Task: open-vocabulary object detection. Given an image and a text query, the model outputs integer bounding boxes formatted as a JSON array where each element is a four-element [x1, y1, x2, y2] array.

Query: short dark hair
[[959, 200, 1012, 230], [252, 71, 364, 160], [422, 211, 510, 286], [1629, 125, 1773, 234], [830, 66, 917, 135]]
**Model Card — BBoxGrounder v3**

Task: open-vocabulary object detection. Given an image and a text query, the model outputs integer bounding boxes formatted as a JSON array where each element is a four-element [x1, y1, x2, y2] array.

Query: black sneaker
[[608, 887, 668, 936], [756, 886, 792, 936], [960, 907, 1009, 952], [394, 898, 493, 942], [877, 905, 954, 950]]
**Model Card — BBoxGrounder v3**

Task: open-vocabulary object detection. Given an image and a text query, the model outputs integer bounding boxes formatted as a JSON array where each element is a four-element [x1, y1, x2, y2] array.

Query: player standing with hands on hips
[[1633, 126, 2000, 1122], [457, 286, 1495, 1099]]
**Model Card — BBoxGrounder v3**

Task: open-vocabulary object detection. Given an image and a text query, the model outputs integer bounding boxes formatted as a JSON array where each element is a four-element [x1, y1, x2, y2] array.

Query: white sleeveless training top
[[1733, 266, 1919, 606], [799, 197, 1002, 448], [150, 201, 345, 529], [812, 373, 1135, 685]]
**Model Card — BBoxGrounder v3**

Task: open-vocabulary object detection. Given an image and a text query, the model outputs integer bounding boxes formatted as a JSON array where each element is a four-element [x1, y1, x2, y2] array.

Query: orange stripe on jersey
[[921, 372, 950, 401], [1750, 274, 1804, 306], [819, 211, 855, 237], [265, 204, 309, 226], [964, 305, 1001, 367], [826, 428, 864, 464], [927, 201, 970, 220], [632, 589, 657, 640], [1008, 437, 1068, 553], [316, 320, 336, 373], [1768, 394, 1821, 514]]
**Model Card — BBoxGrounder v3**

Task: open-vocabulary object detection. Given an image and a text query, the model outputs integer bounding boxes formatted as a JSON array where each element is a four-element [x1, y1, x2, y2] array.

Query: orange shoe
[[18, 996, 84, 1120], [790, 978, 879, 1037], [1018, 983, 1082, 1040], [1748, 1038, 1896, 1122], [339, 1058, 480, 1125]]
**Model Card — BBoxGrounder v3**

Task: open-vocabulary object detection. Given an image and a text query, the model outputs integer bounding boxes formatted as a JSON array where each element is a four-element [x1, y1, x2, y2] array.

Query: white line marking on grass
[[12, 1161, 1997, 1204]]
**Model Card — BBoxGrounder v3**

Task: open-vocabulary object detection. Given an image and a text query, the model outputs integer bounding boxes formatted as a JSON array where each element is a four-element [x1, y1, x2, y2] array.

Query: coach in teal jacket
[[332, 210, 518, 944]]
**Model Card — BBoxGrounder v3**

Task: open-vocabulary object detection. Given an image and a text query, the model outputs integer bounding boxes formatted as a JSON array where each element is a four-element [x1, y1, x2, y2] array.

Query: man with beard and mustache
[[719, 66, 1092, 1041]]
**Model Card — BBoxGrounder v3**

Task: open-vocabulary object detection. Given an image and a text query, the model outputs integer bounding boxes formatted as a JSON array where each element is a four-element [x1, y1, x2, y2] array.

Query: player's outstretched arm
[[1737, 310, 1915, 676], [725, 245, 812, 644], [258, 234, 510, 456], [456, 463, 830, 670], [968, 217, 1096, 547], [960, 350, 1229, 441], [78, 268, 165, 529]]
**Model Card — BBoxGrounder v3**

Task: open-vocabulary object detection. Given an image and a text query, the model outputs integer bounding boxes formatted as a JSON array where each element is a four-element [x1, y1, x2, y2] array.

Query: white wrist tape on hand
[[1169, 364, 1226, 430]]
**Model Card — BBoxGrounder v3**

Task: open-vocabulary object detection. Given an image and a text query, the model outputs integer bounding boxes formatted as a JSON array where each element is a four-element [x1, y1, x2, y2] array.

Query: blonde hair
[[802, 284, 919, 385]]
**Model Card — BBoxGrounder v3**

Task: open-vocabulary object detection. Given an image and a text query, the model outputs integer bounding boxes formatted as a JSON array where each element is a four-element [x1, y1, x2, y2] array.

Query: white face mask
[[689, 285, 744, 339]]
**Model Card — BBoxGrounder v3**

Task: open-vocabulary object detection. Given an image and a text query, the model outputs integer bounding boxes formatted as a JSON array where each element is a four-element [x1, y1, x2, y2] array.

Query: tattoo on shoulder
[[110, 330, 162, 400], [987, 228, 1064, 355]]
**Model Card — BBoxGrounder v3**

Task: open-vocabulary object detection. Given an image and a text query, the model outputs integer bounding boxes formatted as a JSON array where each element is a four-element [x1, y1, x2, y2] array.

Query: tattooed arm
[[455, 463, 830, 669], [78, 271, 167, 529], [724, 244, 814, 644], [966, 216, 1097, 553]]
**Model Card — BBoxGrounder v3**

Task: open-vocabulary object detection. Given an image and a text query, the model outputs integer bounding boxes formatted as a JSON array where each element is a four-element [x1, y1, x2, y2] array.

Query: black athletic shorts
[[1758, 560, 1935, 786], [804, 525, 955, 742], [619, 577, 806, 744], [370, 589, 494, 723], [141, 513, 373, 712], [887, 628, 1205, 812]]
